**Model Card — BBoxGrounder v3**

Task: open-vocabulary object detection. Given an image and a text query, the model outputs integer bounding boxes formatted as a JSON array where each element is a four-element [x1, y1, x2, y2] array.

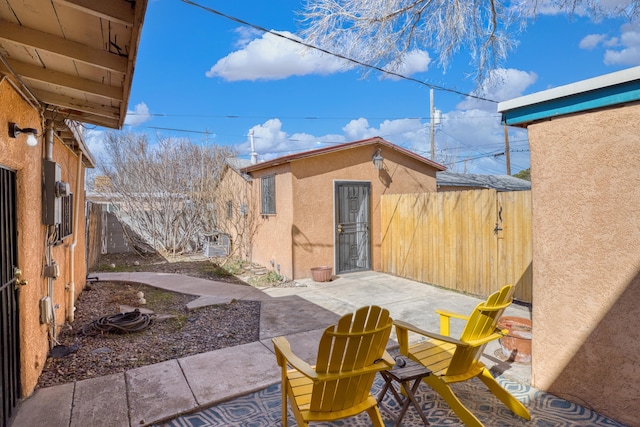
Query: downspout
[[46, 124, 54, 161], [67, 150, 83, 322]]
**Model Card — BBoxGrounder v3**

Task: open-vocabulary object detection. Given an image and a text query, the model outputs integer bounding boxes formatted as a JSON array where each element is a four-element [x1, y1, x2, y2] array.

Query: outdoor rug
[[159, 375, 627, 427]]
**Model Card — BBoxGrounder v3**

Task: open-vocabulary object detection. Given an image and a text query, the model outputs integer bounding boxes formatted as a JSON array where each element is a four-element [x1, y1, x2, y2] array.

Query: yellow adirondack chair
[[394, 285, 531, 427], [272, 305, 395, 426]]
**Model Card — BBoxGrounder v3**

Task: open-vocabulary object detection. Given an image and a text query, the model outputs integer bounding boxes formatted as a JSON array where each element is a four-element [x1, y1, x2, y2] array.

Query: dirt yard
[[37, 253, 266, 388]]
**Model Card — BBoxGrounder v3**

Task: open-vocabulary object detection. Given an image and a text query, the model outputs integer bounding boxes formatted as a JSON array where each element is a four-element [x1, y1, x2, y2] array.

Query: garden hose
[[81, 309, 154, 336]]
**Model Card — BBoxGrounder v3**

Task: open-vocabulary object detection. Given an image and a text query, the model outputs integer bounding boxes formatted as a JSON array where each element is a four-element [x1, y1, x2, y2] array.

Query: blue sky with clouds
[[88, 0, 640, 175]]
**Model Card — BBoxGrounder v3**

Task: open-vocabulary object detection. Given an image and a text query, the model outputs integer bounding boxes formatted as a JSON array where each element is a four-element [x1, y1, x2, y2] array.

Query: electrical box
[[43, 160, 61, 225], [39, 296, 53, 324], [43, 160, 72, 244], [44, 261, 60, 279]]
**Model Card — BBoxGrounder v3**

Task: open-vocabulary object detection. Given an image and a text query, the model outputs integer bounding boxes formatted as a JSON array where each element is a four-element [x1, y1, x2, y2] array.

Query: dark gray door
[[1, 166, 20, 427], [335, 182, 371, 274]]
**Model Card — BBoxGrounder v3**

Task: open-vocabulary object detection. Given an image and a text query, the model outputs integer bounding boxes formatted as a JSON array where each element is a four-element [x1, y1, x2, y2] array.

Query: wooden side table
[[377, 357, 431, 426]]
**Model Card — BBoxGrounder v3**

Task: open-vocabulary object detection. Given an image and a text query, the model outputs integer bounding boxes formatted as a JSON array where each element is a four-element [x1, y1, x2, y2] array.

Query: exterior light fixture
[[372, 148, 384, 170], [9, 122, 39, 147]]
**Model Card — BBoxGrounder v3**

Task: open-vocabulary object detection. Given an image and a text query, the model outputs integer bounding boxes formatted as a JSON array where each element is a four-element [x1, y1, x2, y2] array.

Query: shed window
[[227, 200, 233, 219], [261, 175, 276, 215]]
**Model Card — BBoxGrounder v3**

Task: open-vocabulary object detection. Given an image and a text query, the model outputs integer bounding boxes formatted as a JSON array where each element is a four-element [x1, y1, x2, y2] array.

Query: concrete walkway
[[13, 271, 531, 427]]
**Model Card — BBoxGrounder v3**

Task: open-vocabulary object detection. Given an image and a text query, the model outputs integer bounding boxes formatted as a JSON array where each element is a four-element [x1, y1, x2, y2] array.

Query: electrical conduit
[[67, 150, 82, 322]]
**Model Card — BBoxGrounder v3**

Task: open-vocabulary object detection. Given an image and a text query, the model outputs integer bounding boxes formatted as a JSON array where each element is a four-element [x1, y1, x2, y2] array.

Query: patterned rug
[[159, 375, 627, 427]]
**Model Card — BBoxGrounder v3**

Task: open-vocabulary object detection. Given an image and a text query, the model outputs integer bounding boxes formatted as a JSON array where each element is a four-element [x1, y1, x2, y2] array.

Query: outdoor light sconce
[[372, 148, 384, 170], [9, 122, 39, 147]]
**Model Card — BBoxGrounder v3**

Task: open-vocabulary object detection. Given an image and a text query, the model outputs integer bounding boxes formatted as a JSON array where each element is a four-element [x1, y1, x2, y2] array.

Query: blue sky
[[87, 0, 640, 175]]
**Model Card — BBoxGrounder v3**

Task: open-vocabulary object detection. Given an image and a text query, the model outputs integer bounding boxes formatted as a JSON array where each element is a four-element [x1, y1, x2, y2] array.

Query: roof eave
[[498, 66, 640, 127], [241, 137, 445, 173], [117, 0, 148, 129]]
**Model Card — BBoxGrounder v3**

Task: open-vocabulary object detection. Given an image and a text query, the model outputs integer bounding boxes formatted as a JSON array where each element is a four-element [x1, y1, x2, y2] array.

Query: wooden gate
[[0, 166, 20, 427], [381, 189, 532, 303]]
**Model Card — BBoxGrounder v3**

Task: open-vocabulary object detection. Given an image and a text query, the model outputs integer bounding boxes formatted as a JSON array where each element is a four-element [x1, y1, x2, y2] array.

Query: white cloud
[[236, 119, 345, 161], [519, 0, 569, 16], [526, 0, 635, 17], [84, 128, 106, 160], [124, 102, 151, 126], [579, 34, 607, 49], [434, 109, 530, 174], [233, 27, 262, 49], [237, 117, 427, 161], [518, 0, 634, 23], [382, 50, 431, 80], [235, 99, 531, 175], [250, 119, 289, 152], [604, 23, 640, 65], [603, 37, 619, 47], [206, 31, 350, 81], [342, 118, 377, 141], [339, 117, 425, 144], [457, 68, 538, 111]]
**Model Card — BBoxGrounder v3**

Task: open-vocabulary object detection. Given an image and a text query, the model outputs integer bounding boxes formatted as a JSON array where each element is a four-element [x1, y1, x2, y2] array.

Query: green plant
[[220, 258, 248, 276], [248, 270, 283, 287], [142, 288, 175, 306], [198, 262, 230, 277]]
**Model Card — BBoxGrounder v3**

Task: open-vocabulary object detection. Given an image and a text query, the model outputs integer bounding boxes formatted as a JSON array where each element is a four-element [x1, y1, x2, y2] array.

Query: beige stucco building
[[0, 76, 94, 400], [498, 66, 640, 427], [219, 137, 445, 280], [0, 2, 146, 425]]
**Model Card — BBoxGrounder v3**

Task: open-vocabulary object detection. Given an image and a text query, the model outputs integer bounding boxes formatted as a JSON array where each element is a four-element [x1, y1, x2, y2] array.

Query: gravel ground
[[36, 254, 263, 389]]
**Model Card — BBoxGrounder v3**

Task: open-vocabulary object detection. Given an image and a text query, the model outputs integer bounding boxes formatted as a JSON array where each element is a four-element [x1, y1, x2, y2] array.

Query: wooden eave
[[0, 0, 147, 131]]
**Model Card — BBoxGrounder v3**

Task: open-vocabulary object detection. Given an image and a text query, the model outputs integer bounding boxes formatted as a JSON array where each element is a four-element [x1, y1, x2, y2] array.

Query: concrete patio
[[12, 271, 620, 426]]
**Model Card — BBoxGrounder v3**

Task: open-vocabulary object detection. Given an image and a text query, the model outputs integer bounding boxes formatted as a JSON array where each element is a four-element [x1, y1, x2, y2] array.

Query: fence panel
[[381, 189, 532, 303], [85, 201, 103, 271]]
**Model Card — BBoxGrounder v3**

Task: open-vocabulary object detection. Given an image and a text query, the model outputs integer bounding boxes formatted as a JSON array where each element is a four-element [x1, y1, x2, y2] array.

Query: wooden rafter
[[0, 20, 128, 73]]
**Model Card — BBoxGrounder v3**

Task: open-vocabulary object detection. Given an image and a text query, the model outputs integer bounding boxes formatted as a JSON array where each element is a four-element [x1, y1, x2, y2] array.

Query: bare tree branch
[[299, 0, 638, 81], [96, 132, 235, 256]]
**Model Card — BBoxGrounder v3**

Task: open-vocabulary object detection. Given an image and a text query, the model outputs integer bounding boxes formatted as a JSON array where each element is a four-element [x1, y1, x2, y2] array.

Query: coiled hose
[[81, 309, 154, 336]]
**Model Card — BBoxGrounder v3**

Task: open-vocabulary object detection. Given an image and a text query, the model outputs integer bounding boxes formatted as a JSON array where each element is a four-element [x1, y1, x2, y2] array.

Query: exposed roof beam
[[4, 59, 123, 101], [44, 109, 112, 130], [0, 20, 127, 73], [55, 0, 135, 26], [33, 88, 120, 120], [73, 115, 119, 129]]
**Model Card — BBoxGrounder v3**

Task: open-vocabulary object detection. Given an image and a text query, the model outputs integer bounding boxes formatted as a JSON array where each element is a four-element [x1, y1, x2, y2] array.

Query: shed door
[[1, 166, 20, 427], [335, 182, 371, 274]]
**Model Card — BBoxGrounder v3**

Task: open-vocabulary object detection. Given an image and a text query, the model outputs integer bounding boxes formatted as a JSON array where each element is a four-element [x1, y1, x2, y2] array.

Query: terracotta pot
[[497, 316, 532, 364], [311, 266, 332, 282]]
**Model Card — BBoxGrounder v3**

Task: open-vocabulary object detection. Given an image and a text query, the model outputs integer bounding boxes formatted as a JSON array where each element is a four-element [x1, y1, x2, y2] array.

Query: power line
[[181, 0, 498, 103], [125, 112, 501, 120]]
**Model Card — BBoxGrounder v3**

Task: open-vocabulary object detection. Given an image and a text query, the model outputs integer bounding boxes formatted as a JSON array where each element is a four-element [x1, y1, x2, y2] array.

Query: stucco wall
[[216, 168, 256, 261], [528, 103, 640, 426], [249, 143, 438, 280], [0, 78, 88, 397], [250, 164, 294, 278]]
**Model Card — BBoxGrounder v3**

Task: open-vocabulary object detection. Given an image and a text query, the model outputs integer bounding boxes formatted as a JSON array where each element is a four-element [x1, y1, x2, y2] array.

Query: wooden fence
[[381, 189, 532, 303], [86, 201, 103, 271]]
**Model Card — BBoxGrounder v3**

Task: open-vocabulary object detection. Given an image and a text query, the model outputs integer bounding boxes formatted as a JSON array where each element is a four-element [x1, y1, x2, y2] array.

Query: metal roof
[[437, 171, 531, 191], [0, 0, 148, 130]]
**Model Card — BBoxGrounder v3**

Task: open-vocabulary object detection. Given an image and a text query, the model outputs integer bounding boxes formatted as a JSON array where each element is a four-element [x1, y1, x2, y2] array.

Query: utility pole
[[504, 124, 511, 175], [430, 88, 435, 161]]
